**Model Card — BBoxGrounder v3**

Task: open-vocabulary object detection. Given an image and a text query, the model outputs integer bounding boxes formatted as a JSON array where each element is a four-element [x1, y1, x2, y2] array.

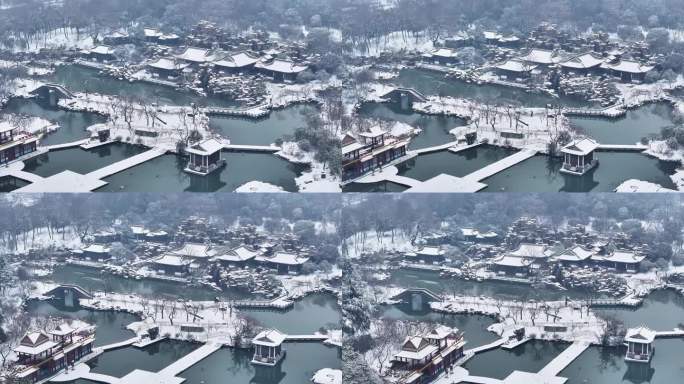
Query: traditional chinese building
[[0, 125, 39, 164], [147, 58, 190, 79], [342, 128, 410, 181], [84, 45, 116, 62], [391, 325, 465, 384], [77, 244, 111, 262], [256, 251, 309, 274], [625, 327, 656, 363], [184, 138, 226, 176], [553, 245, 595, 266], [560, 138, 599, 176], [255, 59, 308, 82], [591, 250, 645, 272], [13, 325, 95, 384], [251, 329, 287, 366], [213, 52, 260, 74], [152, 254, 192, 276], [214, 245, 259, 267]]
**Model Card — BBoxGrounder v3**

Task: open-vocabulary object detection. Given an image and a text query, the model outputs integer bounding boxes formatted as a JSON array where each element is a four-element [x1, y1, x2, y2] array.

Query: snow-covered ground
[[344, 230, 414, 259], [2, 27, 94, 53], [276, 141, 342, 193]]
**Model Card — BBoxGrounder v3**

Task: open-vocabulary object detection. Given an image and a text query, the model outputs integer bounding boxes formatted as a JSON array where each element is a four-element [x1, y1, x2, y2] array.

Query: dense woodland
[[3, 0, 684, 59], [0, 194, 341, 253], [342, 194, 684, 267]]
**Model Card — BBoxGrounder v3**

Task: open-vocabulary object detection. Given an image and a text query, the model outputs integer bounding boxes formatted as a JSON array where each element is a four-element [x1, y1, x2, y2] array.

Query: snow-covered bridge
[[391, 287, 444, 304], [45, 284, 94, 300]]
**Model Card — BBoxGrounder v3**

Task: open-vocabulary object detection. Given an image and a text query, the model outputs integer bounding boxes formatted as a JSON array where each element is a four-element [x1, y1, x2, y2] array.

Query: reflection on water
[[48, 65, 236, 108], [23, 143, 147, 178], [179, 343, 341, 384], [25, 299, 138, 347], [210, 104, 316, 145], [482, 153, 678, 192], [391, 68, 591, 108], [357, 102, 466, 149], [2, 98, 107, 146], [562, 341, 684, 384], [98, 152, 307, 192], [570, 103, 675, 145], [463, 340, 568, 379], [397, 146, 517, 182]]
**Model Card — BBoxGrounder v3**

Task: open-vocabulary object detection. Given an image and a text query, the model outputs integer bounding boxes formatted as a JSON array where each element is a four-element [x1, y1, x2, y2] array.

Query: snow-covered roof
[[625, 326, 656, 343], [148, 58, 189, 71], [562, 138, 599, 156], [496, 59, 536, 73], [15, 332, 56, 355], [154, 254, 191, 267], [216, 246, 258, 262], [425, 325, 456, 340], [312, 368, 342, 384], [176, 47, 213, 63], [255, 59, 308, 74], [555, 245, 594, 262], [170, 243, 213, 258], [0, 122, 16, 134], [483, 31, 503, 40], [21, 332, 50, 347], [130, 225, 148, 235], [213, 52, 260, 68], [519, 49, 562, 65], [492, 255, 533, 268], [560, 53, 604, 69], [477, 231, 498, 239], [342, 141, 365, 155], [50, 323, 76, 336], [88, 45, 115, 55], [499, 35, 520, 43], [416, 246, 445, 257], [431, 48, 458, 58], [107, 31, 129, 39], [186, 138, 224, 156], [82, 244, 110, 254], [395, 337, 438, 360], [509, 243, 549, 259], [593, 250, 645, 264], [461, 228, 479, 237], [358, 127, 387, 139], [146, 230, 168, 237], [260, 252, 309, 266], [144, 28, 162, 38], [252, 329, 286, 346], [601, 60, 654, 74]]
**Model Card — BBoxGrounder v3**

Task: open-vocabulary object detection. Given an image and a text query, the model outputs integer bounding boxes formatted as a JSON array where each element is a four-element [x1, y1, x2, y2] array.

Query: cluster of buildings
[[151, 242, 310, 276], [89, 22, 311, 84], [399, 216, 649, 280], [489, 242, 646, 277], [11, 324, 95, 384], [72, 219, 314, 278], [423, 23, 656, 85], [493, 47, 654, 83], [391, 325, 466, 384]]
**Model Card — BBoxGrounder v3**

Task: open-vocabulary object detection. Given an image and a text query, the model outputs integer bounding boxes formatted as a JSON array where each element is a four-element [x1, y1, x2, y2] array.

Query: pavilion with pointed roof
[[625, 326, 656, 363], [251, 329, 287, 366], [560, 138, 599, 176], [184, 138, 226, 176]]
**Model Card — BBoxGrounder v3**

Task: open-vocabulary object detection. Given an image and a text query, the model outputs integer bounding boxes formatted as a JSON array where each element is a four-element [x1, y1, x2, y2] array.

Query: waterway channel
[[389, 68, 591, 108], [47, 65, 237, 108], [357, 102, 466, 150], [95, 152, 306, 192]]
